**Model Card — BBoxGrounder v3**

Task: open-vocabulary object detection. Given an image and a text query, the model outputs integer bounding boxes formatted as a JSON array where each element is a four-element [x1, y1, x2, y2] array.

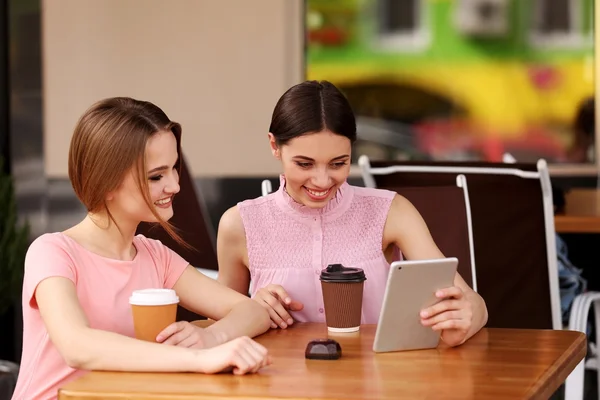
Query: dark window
[[379, 0, 419, 34], [535, 0, 572, 34]]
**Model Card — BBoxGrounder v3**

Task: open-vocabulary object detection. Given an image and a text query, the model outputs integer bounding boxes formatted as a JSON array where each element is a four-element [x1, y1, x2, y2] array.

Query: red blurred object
[[309, 27, 347, 46], [413, 119, 565, 161], [527, 65, 561, 90]]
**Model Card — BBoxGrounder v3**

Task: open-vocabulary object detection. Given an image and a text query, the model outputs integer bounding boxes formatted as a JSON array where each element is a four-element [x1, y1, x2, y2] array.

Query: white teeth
[[155, 197, 171, 205], [306, 188, 329, 197]]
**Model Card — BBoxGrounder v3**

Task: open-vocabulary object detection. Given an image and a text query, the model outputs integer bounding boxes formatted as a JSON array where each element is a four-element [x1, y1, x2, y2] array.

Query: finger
[[270, 322, 277, 329], [156, 321, 186, 342], [160, 323, 195, 346], [256, 353, 270, 371], [248, 338, 268, 357], [431, 318, 469, 332], [249, 341, 270, 372], [268, 285, 292, 306], [435, 286, 464, 300], [263, 287, 297, 325], [177, 334, 201, 348], [248, 338, 269, 366], [234, 337, 265, 373], [242, 343, 266, 373], [421, 310, 462, 327], [245, 347, 265, 374], [262, 299, 287, 328], [232, 351, 254, 375], [288, 300, 304, 311], [420, 300, 461, 319], [263, 296, 293, 328], [256, 291, 285, 326], [161, 329, 193, 346]]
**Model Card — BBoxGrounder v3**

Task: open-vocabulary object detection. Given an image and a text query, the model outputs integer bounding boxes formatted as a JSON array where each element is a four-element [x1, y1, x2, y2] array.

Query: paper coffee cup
[[320, 264, 366, 333], [129, 289, 179, 342]]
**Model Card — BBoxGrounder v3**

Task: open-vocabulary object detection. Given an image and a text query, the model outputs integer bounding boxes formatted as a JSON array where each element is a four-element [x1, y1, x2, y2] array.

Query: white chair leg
[[565, 292, 600, 400], [565, 360, 586, 400], [594, 299, 600, 400], [569, 296, 582, 330]]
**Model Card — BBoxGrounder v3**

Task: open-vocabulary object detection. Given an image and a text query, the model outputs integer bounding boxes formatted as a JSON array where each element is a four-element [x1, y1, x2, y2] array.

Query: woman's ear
[[268, 133, 280, 160]]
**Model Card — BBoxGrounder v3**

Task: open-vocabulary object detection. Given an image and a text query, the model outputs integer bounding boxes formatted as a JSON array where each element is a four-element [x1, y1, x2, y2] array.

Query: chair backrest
[[136, 157, 217, 321], [392, 176, 477, 291], [359, 155, 560, 330], [261, 179, 273, 197]]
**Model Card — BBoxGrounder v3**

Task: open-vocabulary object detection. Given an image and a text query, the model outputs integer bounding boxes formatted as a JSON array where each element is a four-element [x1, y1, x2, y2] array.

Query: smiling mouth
[[304, 186, 332, 200], [154, 197, 173, 207]]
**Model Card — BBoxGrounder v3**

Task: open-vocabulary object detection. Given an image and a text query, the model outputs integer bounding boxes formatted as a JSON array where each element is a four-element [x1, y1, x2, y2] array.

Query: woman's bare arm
[[216, 206, 251, 295], [37, 277, 205, 372], [173, 265, 270, 342]]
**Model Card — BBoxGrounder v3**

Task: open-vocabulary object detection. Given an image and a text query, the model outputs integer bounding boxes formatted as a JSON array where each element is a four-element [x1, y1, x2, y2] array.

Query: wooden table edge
[[525, 330, 587, 399], [58, 328, 588, 400], [58, 388, 316, 400], [554, 215, 600, 233]]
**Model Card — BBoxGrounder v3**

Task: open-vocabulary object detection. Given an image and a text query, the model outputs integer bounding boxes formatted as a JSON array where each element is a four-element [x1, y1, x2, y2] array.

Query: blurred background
[[4, 0, 596, 240], [306, 0, 594, 164], [0, 0, 597, 384]]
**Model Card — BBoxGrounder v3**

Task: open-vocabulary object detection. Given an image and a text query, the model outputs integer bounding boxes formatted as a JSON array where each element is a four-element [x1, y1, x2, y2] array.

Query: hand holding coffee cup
[[129, 289, 179, 342], [320, 264, 366, 333]]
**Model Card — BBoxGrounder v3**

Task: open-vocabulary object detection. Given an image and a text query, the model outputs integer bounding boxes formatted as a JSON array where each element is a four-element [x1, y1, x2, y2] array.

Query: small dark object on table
[[305, 339, 342, 360]]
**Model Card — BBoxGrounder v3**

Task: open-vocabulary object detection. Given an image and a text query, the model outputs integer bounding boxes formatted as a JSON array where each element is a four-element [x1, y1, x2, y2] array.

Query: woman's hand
[[196, 336, 271, 375], [420, 286, 473, 347], [253, 284, 304, 329], [157, 321, 224, 349]]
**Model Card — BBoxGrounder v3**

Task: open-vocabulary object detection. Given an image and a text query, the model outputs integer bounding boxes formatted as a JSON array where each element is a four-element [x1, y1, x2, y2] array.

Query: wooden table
[[58, 324, 585, 400], [555, 188, 600, 233]]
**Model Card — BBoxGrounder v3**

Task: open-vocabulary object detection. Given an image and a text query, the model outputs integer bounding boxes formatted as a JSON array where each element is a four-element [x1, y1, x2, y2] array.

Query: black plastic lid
[[319, 264, 366, 283]]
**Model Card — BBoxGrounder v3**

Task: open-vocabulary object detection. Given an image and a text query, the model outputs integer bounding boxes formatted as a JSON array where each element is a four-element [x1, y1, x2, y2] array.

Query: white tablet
[[373, 257, 458, 353]]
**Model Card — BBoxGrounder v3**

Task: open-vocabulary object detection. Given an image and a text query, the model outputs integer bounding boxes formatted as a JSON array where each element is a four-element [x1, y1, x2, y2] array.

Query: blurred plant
[[0, 157, 29, 315]]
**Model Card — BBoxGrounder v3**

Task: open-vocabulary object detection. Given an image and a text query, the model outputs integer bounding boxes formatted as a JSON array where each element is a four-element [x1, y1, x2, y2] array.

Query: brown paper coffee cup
[[320, 264, 366, 333], [129, 289, 179, 342]]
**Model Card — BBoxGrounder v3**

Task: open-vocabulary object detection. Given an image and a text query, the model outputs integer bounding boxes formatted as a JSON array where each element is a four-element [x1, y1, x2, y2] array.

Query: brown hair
[[68, 97, 185, 245], [269, 80, 357, 146]]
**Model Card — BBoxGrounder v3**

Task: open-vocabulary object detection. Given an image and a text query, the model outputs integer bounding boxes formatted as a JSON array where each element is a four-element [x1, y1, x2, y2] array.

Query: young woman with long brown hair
[[13, 97, 270, 400]]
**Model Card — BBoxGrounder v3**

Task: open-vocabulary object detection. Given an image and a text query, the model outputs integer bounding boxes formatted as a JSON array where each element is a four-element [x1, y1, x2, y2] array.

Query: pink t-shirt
[[12, 233, 189, 400]]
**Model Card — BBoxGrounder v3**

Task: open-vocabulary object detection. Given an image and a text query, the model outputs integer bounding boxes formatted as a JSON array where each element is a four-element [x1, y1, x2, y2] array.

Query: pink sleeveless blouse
[[237, 176, 398, 324]]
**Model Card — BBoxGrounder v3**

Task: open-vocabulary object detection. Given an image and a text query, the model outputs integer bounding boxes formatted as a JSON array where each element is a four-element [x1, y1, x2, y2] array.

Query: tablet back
[[373, 258, 458, 353]]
